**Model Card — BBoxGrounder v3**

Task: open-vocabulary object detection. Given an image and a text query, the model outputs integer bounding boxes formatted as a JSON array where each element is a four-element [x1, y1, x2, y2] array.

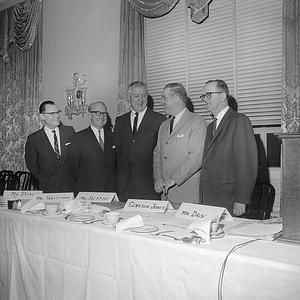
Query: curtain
[[117, 0, 146, 116], [128, 0, 211, 24], [282, 0, 300, 133], [0, 0, 42, 171]]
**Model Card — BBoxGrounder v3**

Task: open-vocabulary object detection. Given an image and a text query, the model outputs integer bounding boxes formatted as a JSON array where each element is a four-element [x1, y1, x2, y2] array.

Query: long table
[[0, 208, 299, 300]]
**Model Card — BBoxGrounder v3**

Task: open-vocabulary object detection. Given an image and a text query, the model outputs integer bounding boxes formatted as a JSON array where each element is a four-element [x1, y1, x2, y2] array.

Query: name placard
[[32, 192, 74, 203], [3, 190, 43, 203], [124, 199, 169, 213], [75, 192, 119, 203], [175, 203, 232, 222]]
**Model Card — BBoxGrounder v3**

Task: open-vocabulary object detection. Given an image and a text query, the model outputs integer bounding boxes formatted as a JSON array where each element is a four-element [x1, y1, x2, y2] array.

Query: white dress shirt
[[130, 107, 147, 132], [44, 126, 61, 153], [172, 108, 187, 129], [215, 106, 229, 129], [91, 125, 104, 143]]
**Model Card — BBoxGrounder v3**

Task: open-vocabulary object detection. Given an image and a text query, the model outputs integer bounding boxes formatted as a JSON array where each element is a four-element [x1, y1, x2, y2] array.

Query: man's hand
[[154, 179, 164, 193], [163, 178, 176, 195], [233, 202, 246, 216]]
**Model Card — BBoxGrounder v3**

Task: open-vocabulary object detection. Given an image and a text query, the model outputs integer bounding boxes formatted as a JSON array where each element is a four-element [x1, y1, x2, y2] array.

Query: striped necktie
[[52, 130, 61, 160], [169, 116, 175, 134], [98, 130, 104, 151]]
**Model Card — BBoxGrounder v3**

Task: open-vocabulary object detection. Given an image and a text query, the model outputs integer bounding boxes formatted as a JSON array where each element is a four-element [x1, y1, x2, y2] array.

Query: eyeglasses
[[89, 111, 109, 117], [199, 92, 223, 101], [42, 110, 62, 116]]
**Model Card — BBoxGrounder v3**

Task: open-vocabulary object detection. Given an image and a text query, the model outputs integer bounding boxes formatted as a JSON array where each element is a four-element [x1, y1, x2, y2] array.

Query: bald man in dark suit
[[25, 100, 75, 192], [68, 101, 116, 195]]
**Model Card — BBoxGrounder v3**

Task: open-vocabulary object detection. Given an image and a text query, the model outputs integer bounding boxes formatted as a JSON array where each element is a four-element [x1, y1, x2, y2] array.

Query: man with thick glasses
[[68, 101, 116, 195], [114, 81, 165, 202], [199, 79, 258, 215], [25, 100, 75, 192]]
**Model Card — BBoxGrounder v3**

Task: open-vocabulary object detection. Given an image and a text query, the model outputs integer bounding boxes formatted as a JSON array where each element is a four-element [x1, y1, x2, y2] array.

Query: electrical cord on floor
[[218, 238, 260, 300]]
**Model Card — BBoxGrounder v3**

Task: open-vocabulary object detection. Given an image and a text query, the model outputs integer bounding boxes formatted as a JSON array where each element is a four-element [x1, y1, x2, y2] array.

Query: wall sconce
[[65, 73, 88, 120]]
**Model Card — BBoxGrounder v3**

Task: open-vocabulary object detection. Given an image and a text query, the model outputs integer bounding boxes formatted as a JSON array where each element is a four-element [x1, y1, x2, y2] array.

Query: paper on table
[[226, 222, 282, 240], [188, 220, 212, 243], [115, 215, 144, 232], [20, 199, 45, 213]]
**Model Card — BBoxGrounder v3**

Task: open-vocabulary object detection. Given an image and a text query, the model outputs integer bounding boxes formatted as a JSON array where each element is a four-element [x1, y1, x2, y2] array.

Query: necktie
[[52, 130, 61, 160], [132, 112, 139, 136], [98, 130, 104, 151], [212, 118, 217, 136], [169, 116, 175, 134]]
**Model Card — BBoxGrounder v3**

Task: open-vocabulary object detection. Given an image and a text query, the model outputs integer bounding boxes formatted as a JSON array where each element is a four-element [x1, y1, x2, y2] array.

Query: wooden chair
[[245, 183, 276, 220], [14, 171, 38, 190], [0, 170, 15, 195]]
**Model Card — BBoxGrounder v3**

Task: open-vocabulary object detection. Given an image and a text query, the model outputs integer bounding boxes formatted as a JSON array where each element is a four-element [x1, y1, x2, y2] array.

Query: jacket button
[[164, 156, 167, 159]]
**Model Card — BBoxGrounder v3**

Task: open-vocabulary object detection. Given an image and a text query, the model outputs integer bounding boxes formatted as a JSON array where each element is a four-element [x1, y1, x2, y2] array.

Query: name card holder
[[3, 190, 43, 205], [75, 192, 119, 203], [175, 203, 232, 222], [35, 192, 74, 203], [124, 199, 169, 213]]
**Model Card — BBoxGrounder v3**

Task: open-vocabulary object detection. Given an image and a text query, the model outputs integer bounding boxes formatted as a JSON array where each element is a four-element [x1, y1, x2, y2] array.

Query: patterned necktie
[[132, 112, 139, 136], [98, 130, 104, 151], [169, 116, 175, 134], [52, 130, 61, 160]]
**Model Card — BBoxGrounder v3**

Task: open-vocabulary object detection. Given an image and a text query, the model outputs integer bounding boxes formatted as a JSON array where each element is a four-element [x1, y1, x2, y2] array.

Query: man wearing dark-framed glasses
[[199, 79, 258, 216], [68, 101, 116, 195], [25, 100, 75, 192]]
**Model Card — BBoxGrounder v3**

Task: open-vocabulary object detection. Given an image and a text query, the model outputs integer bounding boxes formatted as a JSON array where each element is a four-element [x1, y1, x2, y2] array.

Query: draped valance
[[0, 0, 42, 63], [128, 0, 211, 24]]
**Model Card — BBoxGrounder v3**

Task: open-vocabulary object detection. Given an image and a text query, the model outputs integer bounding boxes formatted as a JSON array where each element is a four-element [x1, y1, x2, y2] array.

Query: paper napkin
[[115, 215, 144, 232], [20, 199, 45, 214], [188, 220, 212, 243]]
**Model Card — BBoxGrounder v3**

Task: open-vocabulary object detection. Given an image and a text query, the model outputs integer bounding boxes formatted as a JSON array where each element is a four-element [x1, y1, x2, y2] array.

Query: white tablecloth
[[0, 208, 299, 300]]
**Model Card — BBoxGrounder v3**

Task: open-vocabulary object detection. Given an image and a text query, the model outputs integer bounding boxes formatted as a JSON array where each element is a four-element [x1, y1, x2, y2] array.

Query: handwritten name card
[[32, 192, 74, 203], [175, 203, 232, 222], [75, 192, 119, 203], [124, 199, 169, 213], [3, 190, 43, 204]]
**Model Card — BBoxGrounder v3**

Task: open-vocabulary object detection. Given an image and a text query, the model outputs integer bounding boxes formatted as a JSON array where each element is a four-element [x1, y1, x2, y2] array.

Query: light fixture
[[65, 73, 88, 120]]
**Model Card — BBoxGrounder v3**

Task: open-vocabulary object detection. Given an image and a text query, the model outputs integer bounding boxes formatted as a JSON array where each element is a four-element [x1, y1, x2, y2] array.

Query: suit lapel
[[134, 108, 149, 136], [40, 127, 58, 160], [168, 109, 190, 141], [87, 126, 104, 153], [204, 108, 233, 155]]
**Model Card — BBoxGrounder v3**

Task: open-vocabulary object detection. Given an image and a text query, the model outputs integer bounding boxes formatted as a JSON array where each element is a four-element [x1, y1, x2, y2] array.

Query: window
[[145, 0, 282, 125]]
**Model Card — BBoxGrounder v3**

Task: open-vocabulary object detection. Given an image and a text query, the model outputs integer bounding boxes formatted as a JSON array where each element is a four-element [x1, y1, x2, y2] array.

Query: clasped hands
[[154, 178, 176, 195]]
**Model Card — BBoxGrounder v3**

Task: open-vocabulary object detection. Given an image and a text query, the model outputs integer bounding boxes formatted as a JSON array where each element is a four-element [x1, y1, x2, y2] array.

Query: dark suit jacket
[[68, 127, 116, 195], [25, 125, 75, 193], [114, 108, 165, 199], [199, 108, 258, 214]]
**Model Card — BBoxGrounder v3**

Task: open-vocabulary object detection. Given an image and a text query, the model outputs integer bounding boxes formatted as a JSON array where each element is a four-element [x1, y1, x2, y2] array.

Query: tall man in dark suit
[[153, 83, 207, 208], [114, 81, 165, 202], [199, 79, 258, 215], [25, 100, 75, 192], [68, 101, 116, 195]]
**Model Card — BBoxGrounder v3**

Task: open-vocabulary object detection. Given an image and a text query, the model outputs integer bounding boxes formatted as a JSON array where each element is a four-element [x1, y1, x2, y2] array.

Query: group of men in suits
[[25, 79, 257, 215]]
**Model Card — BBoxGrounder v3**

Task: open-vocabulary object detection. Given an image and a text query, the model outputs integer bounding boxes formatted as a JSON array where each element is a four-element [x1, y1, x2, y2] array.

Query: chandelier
[[65, 73, 88, 120]]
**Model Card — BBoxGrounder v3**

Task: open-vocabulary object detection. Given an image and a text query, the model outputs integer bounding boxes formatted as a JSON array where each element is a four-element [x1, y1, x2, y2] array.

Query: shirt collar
[[44, 125, 59, 134], [131, 107, 147, 118], [90, 125, 104, 135], [215, 106, 229, 124]]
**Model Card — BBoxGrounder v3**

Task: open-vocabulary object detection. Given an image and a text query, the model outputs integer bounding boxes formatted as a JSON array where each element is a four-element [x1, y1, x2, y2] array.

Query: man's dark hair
[[39, 100, 55, 114]]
